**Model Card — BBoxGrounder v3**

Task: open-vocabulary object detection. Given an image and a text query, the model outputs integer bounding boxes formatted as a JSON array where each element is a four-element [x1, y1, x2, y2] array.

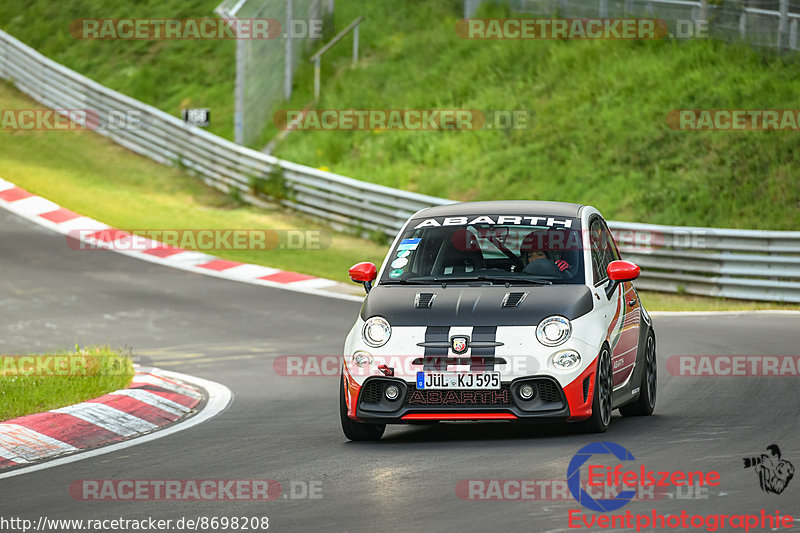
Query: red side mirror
[[349, 262, 377, 283], [607, 260, 640, 282]]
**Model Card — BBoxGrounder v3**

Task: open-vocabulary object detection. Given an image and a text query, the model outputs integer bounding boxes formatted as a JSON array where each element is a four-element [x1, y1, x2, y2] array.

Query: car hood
[[360, 284, 594, 326]]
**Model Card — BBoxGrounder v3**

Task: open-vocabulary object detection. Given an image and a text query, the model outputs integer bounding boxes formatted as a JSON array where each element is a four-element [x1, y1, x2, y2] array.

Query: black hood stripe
[[423, 326, 449, 371], [470, 326, 497, 371]]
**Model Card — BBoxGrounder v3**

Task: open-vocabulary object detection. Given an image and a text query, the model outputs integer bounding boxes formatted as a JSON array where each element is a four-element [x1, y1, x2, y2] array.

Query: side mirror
[[605, 260, 640, 298], [349, 262, 377, 293]]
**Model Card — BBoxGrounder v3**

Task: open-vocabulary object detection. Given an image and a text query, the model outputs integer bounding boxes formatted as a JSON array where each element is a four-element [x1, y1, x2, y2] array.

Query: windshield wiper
[[380, 279, 440, 285], [429, 276, 552, 286], [474, 276, 552, 285]]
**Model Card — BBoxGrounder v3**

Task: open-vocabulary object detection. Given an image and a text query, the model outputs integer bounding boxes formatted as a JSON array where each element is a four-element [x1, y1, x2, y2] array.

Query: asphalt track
[[1, 207, 799, 533]]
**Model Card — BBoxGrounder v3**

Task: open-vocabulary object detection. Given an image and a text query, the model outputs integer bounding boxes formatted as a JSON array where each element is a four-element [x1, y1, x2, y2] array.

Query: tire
[[582, 346, 613, 433], [620, 332, 657, 417], [339, 376, 385, 441]]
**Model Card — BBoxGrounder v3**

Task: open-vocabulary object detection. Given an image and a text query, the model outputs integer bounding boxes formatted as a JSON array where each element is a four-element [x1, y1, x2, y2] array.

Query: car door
[[589, 217, 640, 388]]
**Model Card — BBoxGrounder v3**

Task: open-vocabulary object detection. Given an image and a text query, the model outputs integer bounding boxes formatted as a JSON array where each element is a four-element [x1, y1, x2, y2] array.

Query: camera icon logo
[[743, 444, 794, 495]]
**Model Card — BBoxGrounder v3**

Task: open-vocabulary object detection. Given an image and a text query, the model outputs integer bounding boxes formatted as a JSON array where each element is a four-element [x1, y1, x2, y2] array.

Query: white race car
[[340, 201, 656, 440]]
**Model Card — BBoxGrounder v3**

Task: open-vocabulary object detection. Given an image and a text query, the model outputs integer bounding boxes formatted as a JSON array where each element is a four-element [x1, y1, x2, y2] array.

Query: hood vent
[[414, 292, 436, 308], [502, 292, 527, 308]]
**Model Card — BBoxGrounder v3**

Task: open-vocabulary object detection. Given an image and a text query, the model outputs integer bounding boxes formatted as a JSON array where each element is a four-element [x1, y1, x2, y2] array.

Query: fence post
[[625, 0, 634, 15], [700, 0, 708, 22], [313, 58, 321, 101], [790, 19, 798, 50], [353, 23, 359, 65], [599, 0, 608, 18], [284, 0, 294, 100], [778, 0, 789, 49], [234, 22, 245, 145]]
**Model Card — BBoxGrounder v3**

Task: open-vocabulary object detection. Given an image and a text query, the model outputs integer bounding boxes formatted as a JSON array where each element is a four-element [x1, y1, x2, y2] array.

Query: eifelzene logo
[[744, 445, 795, 495]]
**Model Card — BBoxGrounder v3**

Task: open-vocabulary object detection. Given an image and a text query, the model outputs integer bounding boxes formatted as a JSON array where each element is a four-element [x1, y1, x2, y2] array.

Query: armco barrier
[[0, 30, 451, 239], [1, 29, 799, 302]]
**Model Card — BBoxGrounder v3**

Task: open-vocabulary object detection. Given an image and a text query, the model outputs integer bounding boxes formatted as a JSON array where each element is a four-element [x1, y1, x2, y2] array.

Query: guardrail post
[[739, 10, 746, 40]]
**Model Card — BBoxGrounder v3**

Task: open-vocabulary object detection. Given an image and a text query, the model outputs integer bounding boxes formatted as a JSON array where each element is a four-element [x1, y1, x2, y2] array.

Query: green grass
[[0, 82, 386, 284], [0, 0, 235, 139], [269, 1, 800, 230], [0, 346, 134, 421], [2, 1, 800, 309], [639, 291, 800, 312], [2, 1, 798, 228]]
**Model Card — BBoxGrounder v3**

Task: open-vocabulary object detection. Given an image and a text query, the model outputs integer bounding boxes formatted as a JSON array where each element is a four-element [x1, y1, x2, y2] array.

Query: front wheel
[[582, 346, 613, 433], [340, 376, 385, 441], [620, 332, 657, 417]]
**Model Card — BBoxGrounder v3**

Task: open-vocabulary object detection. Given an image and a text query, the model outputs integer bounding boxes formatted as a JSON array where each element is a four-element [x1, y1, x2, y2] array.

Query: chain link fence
[[215, 0, 332, 146], [464, 0, 800, 51]]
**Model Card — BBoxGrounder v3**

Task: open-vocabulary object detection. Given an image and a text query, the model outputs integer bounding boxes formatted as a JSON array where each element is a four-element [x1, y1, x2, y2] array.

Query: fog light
[[385, 384, 400, 401], [552, 350, 581, 370], [519, 384, 535, 400], [353, 351, 373, 368]]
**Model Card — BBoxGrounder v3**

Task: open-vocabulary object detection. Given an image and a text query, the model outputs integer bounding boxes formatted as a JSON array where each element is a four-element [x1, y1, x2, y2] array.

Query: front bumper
[[347, 362, 597, 424]]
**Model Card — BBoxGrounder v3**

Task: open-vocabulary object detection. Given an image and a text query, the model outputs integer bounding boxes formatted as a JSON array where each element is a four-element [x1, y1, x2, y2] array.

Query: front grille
[[404, 383, 513, 406], [361, 381, 384, 403], [537, 380, 561, 403]]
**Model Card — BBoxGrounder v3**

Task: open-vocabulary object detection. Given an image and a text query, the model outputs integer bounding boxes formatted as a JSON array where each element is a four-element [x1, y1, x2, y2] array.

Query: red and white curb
[[0, 178, 363, 302], [0, 366, 200, 469], [0, 365, 231, 479]]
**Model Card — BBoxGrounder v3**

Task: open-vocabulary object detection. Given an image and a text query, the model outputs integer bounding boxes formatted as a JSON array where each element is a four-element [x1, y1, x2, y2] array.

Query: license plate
[[416, 371, 501, 390]]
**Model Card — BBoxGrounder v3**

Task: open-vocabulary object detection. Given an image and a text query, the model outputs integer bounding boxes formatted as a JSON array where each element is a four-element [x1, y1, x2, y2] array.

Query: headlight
[[362, 316, 391, 347], [551, 350, 581, 370], [352, 351, 373, 368], [536, 316, 571, 346]]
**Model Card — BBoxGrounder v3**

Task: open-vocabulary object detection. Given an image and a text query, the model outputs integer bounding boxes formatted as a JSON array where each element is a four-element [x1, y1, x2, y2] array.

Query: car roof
[[415, 200, 586, 219]]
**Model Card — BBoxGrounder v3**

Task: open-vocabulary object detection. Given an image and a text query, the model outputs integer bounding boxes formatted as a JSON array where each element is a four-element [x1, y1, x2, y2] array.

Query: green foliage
[[249, 168, 294, 202]]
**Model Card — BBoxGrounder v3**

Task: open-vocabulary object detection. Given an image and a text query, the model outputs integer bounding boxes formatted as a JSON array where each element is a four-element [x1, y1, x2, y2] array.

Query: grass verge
[[0, 81, 386, 284], [0, 346, 134, 421], [1, 83, 797, 310], [2, 1, 799, 230]]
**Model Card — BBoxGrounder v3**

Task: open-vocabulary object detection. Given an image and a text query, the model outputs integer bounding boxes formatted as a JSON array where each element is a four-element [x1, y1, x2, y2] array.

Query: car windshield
[[379, 215, 584, 285]]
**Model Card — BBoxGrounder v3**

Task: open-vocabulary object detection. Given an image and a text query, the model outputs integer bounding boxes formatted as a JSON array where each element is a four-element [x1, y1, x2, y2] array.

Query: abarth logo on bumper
[[451, 336, 469, 354]]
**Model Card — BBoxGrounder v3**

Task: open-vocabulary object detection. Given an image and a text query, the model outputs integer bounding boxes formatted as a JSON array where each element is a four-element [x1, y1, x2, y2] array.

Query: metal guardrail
[[0, 29, 450, 239], [1, 29, 799, 302]]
